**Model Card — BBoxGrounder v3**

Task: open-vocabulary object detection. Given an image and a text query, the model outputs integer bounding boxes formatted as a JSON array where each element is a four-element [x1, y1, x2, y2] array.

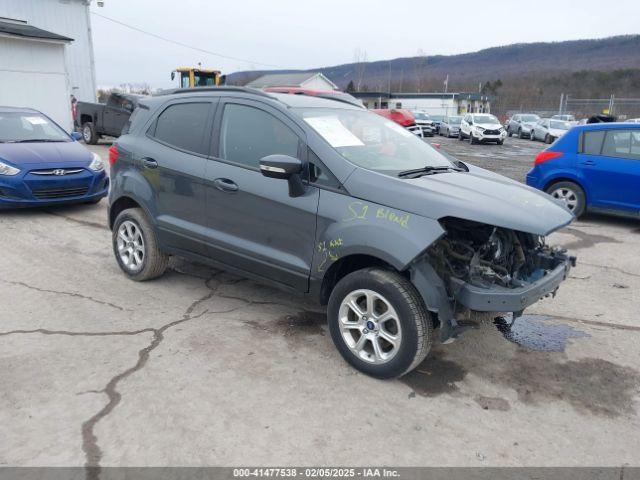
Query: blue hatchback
[[0, 107, 109, 209], [526, 122, 640, 218]]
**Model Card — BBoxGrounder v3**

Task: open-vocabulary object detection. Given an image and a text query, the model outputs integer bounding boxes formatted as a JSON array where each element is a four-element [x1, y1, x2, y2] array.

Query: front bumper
[[475, 130, 507, 142], [449, 255, 575, 313], [0, 170, 109, 209]]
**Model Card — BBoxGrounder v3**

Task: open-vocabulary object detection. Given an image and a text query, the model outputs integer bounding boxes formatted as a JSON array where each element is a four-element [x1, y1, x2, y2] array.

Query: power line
[[90, 11, 283, 68]]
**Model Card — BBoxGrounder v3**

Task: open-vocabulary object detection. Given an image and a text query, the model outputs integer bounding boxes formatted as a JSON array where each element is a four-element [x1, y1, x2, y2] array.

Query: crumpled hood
[[344, 164, 574, 236], [0, 141, 92, 167]]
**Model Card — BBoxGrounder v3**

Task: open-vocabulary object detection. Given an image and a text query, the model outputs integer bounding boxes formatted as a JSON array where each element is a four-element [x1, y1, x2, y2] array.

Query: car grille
[[484, 129, 500, 135], [32, 187, 89, 199], [30, 168, 84, 176]]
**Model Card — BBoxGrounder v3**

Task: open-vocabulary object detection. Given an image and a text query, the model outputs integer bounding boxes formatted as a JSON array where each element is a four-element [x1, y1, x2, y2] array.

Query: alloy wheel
[[116, 220, 145, 272], [83, 125, 91, 142], [550, 187, 578, 211], [338, 289, 402, 364]]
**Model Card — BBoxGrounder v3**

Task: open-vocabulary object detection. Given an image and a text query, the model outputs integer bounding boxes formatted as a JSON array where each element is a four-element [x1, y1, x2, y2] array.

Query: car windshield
[[0, 112, 70, 142], [448, 116, 462, 125], [412, 112, 430, 121], [521, 115, 540, 122], [473, 114, 499, 125], [550, 120, 571, 130], [295, 107, 455, 174]]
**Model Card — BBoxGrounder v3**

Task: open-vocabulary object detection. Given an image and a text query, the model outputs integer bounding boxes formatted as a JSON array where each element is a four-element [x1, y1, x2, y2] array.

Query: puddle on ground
[[494, 315, 589, 352], [401, 319, 639, 417], [276, 311, 326, 337], [561, 227, 621, 250], [243, 311, 326, 338], [401, 353, 467, 397]]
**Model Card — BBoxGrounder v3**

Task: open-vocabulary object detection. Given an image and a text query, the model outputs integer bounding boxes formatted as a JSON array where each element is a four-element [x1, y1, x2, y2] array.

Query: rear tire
[[518, 128, 524, 139], [112, 208, 169, 281], [545, 181, 586, 217], [328, 268, 432, 379], [82, 122, 98, 145], [497, 139, 504, 145]]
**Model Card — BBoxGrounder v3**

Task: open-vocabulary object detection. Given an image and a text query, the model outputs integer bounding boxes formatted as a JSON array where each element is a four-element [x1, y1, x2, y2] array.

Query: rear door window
[[151, 102, 211, 155], [602, 130, 640, 160], [219, 103, 299, 169]]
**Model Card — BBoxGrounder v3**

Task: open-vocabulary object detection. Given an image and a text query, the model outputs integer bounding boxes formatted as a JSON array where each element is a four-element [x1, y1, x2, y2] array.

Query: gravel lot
[[1, 138, 639, 469]]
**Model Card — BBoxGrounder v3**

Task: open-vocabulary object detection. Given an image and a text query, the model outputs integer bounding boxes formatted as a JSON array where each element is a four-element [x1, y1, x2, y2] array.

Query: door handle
[[142, 157, 158, 169], [213, 178, 238, 193], [580, 160, 596, 166]]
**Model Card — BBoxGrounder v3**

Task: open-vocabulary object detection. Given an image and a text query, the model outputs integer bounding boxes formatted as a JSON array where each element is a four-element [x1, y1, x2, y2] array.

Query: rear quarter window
[[582, 130, 605, 155], [149, 102, 211, 155]]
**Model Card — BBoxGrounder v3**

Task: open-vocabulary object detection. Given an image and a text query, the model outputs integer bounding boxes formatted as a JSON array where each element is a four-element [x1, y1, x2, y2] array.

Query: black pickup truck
[[76, 93, 142, 144]]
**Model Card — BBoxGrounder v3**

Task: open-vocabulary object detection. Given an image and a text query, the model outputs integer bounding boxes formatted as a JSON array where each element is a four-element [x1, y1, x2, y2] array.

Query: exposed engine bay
[[427, 217, 573, 291]]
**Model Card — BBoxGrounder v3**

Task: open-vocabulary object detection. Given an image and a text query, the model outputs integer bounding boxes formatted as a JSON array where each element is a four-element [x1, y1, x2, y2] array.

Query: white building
[[0, 0, 97, 131], [353, 92, 492, 116], [246, 72, 338, 91]]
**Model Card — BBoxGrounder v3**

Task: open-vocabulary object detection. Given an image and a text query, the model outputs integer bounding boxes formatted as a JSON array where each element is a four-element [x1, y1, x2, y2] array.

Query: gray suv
[[108, 87, 575, 379]]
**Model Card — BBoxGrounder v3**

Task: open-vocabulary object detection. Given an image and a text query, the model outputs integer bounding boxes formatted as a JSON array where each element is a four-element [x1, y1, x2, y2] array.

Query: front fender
[[312, 190, 444, 276]]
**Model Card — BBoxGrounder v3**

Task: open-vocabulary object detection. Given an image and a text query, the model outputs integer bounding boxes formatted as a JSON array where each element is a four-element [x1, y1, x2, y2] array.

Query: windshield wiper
[[398, 165, 462, 178]]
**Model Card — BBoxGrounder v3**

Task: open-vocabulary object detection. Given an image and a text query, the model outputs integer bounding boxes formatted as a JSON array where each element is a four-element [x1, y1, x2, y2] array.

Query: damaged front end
[[412, 217, 576, 341]]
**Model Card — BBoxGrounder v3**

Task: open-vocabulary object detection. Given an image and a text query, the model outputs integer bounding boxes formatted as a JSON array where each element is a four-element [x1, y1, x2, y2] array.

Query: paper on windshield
[[385, 121, 412, 137], [24, 116, 47, 125], [304, 116, 364, 147]]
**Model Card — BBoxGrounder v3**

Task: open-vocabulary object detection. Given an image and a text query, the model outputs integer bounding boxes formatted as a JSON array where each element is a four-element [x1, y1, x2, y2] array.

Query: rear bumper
[[449, 255, 575, 313]]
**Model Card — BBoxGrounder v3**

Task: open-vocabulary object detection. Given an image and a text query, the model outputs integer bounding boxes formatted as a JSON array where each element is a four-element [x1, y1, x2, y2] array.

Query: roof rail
[[153, 86, 273, 98]]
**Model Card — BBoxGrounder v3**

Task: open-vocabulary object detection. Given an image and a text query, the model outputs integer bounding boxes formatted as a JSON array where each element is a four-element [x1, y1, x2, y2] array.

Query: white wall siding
[[391, 98, 458, 116], [0, 36, 72, 131], [0, 0, 96, 102], [301, 77, 337, 91]]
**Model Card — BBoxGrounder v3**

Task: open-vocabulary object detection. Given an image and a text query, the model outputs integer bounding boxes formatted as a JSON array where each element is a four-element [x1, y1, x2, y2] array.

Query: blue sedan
[[526, 122, 640, 218], [0, 107, 109, 209]]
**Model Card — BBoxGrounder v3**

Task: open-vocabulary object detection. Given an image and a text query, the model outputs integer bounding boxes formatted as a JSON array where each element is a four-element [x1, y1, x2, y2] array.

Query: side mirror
[[71, 131, 83, 141], [259, 154, 305, 197]]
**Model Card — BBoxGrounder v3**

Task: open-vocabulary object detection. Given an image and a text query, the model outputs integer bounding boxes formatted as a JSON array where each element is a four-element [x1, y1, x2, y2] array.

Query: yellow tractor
[[171, 67, 225, 88]]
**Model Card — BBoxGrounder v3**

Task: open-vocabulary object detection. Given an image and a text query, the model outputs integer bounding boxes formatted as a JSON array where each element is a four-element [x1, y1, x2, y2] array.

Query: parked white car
[[530, 118, 571, 144], [459, 113, 507, 145]]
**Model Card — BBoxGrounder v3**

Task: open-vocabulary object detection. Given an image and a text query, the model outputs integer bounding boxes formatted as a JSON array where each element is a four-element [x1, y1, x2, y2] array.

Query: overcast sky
[[91, 0, 640, 89]]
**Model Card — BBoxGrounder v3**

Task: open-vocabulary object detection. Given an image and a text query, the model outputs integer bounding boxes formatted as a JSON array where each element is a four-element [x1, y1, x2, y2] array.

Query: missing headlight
[[427, 217, 565, 290]]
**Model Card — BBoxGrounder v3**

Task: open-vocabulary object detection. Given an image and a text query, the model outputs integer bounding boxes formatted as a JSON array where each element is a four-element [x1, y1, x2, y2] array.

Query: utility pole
[[559, 93, 564, 115], [444, 74, 449, 93]]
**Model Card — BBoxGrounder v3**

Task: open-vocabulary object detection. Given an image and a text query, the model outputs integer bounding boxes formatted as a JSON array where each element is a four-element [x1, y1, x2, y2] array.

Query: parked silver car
[[530, 118, 571, 143], [506, 113, 540, 139], [439, 115, 463, 137]]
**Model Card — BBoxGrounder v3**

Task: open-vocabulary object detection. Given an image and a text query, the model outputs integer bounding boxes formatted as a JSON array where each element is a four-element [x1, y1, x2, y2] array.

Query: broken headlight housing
[[427, 217, 567, 290]]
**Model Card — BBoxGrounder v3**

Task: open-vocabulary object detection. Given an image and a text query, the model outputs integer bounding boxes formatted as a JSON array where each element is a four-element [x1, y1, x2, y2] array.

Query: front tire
[[545, 134, 552, 144], [112, 208, 169, 281], [458, 132, 463, 141], [328, 268, 432, 379], [518, 128, 524, 139], [546, 181, 586, 217], [530, 130, 536, 141]]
